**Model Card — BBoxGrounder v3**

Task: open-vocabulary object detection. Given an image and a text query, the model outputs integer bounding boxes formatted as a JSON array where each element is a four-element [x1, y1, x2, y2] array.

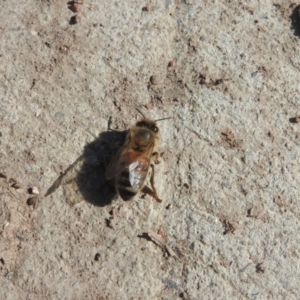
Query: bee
[[105, 118, 167, 202]]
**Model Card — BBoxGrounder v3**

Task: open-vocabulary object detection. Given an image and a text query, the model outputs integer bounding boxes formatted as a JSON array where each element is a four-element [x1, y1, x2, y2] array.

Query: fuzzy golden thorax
[[129, 119, 159, 152]]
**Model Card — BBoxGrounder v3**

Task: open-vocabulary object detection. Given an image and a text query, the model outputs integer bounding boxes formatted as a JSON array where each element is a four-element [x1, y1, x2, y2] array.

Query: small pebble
[[27, 196, 38, 206], [30, 186, 39, 195], [157, 229, 165, 236], [61, 251, 69, 260], [74, 14, 81, 23], [11, 182, 22, 189], [168, 60, 176, 68], [150, 75, 160, 85], [5, 272, 13, 279], [166, 203, 172, 210], [183, 183, 190, 189], [0, 172, 7, 179], [94, 253, 101, 261], [72, 3, 82, 12]]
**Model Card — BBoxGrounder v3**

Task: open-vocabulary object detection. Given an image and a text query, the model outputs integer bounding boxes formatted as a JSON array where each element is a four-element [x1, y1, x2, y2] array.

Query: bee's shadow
[[76, 129, 127, 207], [290, 5, 300, 38], [45, 127, 127, 207]]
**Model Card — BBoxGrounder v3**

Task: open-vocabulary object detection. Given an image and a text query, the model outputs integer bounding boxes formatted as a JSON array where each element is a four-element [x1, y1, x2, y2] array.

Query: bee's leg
[[141, 165, 162, 202], [141, 185, 162, 203], [151, 151, 160, 164]]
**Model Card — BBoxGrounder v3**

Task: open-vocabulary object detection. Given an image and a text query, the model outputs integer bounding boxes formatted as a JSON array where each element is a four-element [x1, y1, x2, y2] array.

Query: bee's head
[[136, 119, 159, 133]]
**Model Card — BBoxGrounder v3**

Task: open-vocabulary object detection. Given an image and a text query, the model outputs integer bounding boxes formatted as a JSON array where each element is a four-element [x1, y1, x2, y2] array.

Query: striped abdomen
[[116, 159, 149, 201]]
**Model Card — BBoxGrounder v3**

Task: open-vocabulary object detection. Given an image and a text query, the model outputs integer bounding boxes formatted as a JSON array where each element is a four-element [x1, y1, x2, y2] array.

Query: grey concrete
[[1, 1, 300, 299]]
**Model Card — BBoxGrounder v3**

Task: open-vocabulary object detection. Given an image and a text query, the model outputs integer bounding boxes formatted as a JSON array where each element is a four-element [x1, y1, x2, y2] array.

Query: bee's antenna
[[154, 117, 172, 122], [136, 108, 146, 119]]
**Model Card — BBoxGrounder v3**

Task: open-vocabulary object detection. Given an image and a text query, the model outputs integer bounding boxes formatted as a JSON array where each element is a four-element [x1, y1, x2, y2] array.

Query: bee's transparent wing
[[105, 138, 154, 191], [105, 139, 130, 181], [129, 157, 150, 190]]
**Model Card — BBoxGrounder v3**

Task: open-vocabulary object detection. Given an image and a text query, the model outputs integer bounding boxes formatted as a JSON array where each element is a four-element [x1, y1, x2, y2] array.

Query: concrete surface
[[1, 0, 300, 299]]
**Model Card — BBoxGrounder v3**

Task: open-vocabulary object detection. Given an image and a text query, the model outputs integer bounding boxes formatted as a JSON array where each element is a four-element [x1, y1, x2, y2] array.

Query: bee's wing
[[105, 139, 131, 181], [128, 155, 151, 190], [128, 142, 154, 190], [105, 139, 154, 191]]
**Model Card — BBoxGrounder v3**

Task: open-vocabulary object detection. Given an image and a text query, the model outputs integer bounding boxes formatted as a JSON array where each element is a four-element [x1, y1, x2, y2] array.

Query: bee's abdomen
[[117, 186, 137, 201], [116, 170, 138, 201]]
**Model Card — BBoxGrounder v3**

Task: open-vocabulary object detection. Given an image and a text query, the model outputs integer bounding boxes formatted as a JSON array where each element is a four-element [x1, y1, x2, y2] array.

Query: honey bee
[[105, 118, 166, 202]]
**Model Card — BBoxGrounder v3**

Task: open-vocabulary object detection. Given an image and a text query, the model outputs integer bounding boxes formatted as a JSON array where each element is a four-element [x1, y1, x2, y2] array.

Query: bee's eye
[[152, 126, 158, 132]]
